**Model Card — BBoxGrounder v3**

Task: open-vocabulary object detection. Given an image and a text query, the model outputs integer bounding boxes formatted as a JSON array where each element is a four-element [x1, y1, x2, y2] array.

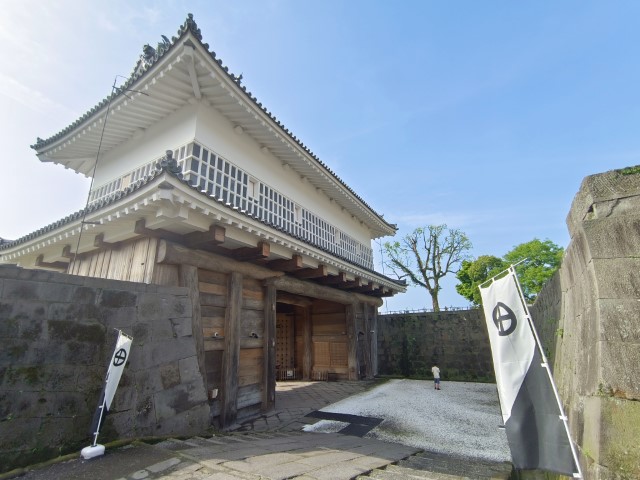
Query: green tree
[[455, 255, 506, 306], [455, 238, 564, 306], [383, 224, 472, 312], [504, 238, 563, 302]]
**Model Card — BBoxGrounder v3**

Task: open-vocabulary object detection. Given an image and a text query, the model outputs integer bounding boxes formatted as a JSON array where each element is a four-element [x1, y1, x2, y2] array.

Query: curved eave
[[32, 15, 396, 236], [0, 171, 405, 296]]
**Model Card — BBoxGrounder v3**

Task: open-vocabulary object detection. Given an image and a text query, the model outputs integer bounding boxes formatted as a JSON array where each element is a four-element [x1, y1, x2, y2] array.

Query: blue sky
[[1, 1, 639, 311]]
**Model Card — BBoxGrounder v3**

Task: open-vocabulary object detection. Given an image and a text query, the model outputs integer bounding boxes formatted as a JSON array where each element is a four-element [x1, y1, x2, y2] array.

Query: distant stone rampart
[[0, 265, 209, 473], [530, 167, 640, 479], [377, 308, 495, 381]]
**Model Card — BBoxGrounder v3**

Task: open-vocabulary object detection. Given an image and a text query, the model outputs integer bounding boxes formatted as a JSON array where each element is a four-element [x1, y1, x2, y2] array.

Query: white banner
[[480, 270, 535, 424], [104, 331, 132, 410]]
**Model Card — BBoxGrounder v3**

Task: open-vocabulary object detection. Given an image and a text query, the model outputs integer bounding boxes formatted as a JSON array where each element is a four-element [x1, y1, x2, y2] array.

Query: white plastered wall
[[193, 103, 373, 246], [92, 103, 198, 187]]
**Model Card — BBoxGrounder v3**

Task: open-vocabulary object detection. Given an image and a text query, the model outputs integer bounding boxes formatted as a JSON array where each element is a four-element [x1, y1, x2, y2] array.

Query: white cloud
[[0, 72, 74, 116]]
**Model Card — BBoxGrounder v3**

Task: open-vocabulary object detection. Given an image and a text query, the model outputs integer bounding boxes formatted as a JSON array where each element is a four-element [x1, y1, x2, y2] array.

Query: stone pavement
[[236, 380, 376, 433], [8, 381, 513, 480]]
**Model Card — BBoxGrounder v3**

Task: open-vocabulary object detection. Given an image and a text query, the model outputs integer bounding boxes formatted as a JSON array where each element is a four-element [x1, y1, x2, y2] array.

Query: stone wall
[[530, 168, 640, 480], [0, 265, 210, 473], [377, 309, 495, 381]]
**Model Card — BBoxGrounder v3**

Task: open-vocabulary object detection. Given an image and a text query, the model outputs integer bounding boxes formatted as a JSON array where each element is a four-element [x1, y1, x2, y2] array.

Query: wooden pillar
[[220, 272, 242, 428], [362, 303, 373, 379], [302, 306, 312, 380], [345, 303, 359, 380], [262, 280, 276, 411], [371, 306, 379, 377], [178, 265, 206, 379]]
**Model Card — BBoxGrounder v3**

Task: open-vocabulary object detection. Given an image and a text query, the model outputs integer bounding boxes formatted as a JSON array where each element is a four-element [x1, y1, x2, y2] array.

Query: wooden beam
[[293, 265, 327, 279], [232, 241, 270, 261], [220, 272, 242, 429], [319, 272, 347, 285], [179, 265, 207, 381], [184, 225, 226, 249], [61, 245, 76, 259], [157, 240, 283, 281], [371, 305, 379, 377], [35, 255, 68, 270], [343, 277, 363, 290], [362, 303, 374, 379], [302, 306, 312, 381], [93, 233, 119, 249], [270, 275, 383, 307], [276, 292, 313, 307], [354, 282, 376, 294], [267, 254, 303, 272], [262, 282, 276, 411], [134, 218, 183, 243]]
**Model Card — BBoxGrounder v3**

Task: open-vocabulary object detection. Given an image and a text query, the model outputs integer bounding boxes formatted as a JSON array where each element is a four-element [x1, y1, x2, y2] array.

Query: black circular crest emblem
[[492, 302, 517, 336], [113, 348, 127, 366]]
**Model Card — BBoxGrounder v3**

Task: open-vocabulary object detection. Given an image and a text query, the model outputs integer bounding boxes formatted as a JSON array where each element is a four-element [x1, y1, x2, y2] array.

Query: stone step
[[397, 451, 512, 479], [360, 465, 456, 480]]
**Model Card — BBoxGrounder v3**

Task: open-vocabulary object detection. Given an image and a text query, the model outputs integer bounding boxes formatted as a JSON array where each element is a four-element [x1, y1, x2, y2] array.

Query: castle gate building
[[0, 15, 405, 427]]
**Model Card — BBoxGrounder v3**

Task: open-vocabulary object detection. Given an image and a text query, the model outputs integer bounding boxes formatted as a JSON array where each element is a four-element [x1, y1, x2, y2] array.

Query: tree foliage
[[383, 224, 472, 311], [504, 239, 564, 301], [455, 238, 564, 305], [455, 255, 506, 306]]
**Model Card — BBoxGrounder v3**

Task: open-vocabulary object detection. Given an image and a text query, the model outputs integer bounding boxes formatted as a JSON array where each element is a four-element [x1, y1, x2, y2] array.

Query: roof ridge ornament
[[158, 150, 183, 177], [181, 13, 202, 41], [133, 34, 172, 77]]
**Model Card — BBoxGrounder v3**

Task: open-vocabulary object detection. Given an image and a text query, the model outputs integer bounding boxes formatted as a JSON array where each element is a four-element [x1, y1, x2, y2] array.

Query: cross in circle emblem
[[492, 302, 517, 336]]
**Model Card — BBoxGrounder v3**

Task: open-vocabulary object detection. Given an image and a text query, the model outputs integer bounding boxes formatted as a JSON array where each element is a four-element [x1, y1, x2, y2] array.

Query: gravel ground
[[303, 379, 511, 462]]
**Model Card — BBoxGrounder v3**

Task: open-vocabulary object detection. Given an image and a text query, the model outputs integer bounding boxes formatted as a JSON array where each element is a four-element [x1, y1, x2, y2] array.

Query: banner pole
[[509, 267, 583, 479]]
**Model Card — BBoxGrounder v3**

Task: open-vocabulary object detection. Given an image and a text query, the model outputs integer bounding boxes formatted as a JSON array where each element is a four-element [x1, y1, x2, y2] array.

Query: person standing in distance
[[432, 364, 441, 390]]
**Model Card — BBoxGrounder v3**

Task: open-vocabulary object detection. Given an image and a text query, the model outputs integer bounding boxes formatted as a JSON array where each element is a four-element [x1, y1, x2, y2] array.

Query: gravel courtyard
[[303, 379, 511, 463]]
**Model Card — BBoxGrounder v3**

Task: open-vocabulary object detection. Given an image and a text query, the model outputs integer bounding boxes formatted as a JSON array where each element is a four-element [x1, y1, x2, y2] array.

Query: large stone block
[[150, 338, 197, 367], [111, 384, 136, 412], [0, 417, 42, 450], [150, 315, 174, 342], [0, 339, 30, 365], [47, 302, 103, 322], [62, 340, 105, 365], [153, 379, 207, 421], [153, 403, 210, 437], [98, 289, 138, 308], [2, 300, 47, 323], [50, 391, 92, 418], [179, 356, 201, 382], [597, 298, 640, 344], [140, 292, 190, 320], [2, 390, 54, 419], [48, 320, 106, 344], [42, 365, 79, 391], [591, 258, 640, 299], [131, 322, 150, 345], [583, 396, 640, 479], [160, 362, 181, 389], [170, 317, 193, 338], [132, 368, 165, 396], [583, 215, 640, 259], [600, 341, 640, 400], [2, 279, 75, 303], [0, 316, 18, 337], [70, 286, 97, 304], [101, 306, 137, 330]]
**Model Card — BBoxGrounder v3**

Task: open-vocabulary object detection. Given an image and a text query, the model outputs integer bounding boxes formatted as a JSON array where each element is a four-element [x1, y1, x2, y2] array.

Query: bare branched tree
[[383, 224, 472, 311]]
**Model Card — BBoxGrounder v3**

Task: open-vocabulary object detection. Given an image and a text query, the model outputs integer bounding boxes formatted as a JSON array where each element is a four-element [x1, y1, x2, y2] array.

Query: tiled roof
[[0, 157, 405, 289], [31, 14, 396, 233]]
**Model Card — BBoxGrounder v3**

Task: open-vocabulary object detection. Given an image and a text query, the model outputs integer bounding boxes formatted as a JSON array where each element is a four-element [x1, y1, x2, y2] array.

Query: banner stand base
[[81, 444, 105, 459]]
